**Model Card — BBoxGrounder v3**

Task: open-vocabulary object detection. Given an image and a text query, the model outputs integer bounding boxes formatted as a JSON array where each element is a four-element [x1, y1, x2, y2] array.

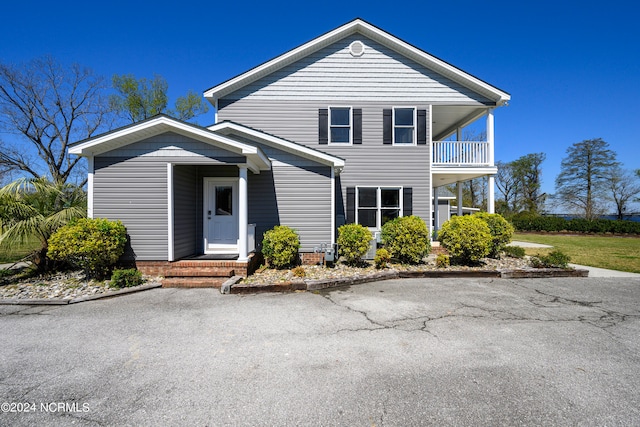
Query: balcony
[[432, 141, 492, 166]]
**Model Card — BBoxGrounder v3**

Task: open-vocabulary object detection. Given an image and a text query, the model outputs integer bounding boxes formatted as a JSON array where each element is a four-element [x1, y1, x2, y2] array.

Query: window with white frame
[[357, 187, 402, 228], [329, 107, 352, 144], [393, 107, 415, 145]]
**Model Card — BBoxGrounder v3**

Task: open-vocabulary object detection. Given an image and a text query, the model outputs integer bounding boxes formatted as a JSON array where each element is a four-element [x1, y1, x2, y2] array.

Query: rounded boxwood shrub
[[381, 216, 430, 264], [374, 248, 391, 269], [439, 215, 491, 265], [110, 268, 143, 289], [337, 223, 372, 265], [47, 218, 127, 278], [474, 212, 514, 258], [261, 225, 300, 269]]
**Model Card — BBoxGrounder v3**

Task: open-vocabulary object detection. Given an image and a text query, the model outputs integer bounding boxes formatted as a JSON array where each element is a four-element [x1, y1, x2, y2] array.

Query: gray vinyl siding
[[94, 157, 169, 261], [246, 153, 332, 252], [93, 133, 247, 261], [219, 34, 492, 105], [173, 165, 198, 259], [218, 101, 432, 223]]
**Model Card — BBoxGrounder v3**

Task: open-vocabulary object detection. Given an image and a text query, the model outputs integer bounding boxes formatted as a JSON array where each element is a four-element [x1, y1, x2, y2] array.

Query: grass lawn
[[514, 233, 640, 273], [0, 235, 40, 264]]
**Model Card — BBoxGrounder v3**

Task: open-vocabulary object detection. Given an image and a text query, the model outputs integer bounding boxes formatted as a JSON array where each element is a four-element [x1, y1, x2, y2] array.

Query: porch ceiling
[[432, 106, 487, 141], [432, 166, 497, 187]]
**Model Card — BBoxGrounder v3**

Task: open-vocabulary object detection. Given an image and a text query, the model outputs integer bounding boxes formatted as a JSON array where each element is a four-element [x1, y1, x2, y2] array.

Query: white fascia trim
[[204, 19, 510, 105], [210, 122, 345, 168], [432, 166, 499, 175], [69, 116, 259, 157]]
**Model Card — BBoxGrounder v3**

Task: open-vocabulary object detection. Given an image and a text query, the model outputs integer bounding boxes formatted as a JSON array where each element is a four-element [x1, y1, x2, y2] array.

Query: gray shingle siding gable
[[219, 34, 492, 105]]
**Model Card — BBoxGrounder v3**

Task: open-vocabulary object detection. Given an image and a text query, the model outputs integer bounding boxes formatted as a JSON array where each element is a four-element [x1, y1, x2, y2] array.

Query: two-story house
[[69, 19, 509, 282]]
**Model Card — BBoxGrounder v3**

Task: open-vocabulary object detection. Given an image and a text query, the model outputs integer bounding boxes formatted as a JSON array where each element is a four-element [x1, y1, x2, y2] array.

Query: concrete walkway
[[509, 241, 640, 278]]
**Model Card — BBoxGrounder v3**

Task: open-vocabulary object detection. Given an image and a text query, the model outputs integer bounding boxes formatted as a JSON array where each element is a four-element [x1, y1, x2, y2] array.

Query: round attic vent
[[349, 40, 365, 57]]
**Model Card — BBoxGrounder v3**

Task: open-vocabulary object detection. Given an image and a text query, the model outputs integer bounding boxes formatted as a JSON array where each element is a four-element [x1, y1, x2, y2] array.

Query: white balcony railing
[[432, 141, 491, 166]]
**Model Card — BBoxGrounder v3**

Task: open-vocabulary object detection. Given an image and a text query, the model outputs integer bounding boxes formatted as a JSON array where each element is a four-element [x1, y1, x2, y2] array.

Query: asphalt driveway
[[1, 277, 640, 426]]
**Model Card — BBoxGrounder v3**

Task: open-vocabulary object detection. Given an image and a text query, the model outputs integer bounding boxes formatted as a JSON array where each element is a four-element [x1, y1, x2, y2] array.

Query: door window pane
[[215, 186, 232, 216]]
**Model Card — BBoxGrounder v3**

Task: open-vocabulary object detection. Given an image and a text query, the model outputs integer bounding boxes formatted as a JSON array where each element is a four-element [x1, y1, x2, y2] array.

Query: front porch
[[430, 108, 498, 235]]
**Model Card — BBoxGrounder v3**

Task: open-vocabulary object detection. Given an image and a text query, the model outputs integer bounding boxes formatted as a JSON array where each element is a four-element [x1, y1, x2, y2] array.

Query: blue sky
[[1, 0, 638, 198]]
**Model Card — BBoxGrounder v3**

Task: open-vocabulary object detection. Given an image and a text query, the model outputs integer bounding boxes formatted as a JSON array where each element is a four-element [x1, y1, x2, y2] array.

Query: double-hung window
[[357, 187, 402, 229], [329, 107, 352, 144], [393, 107, 415, 145]]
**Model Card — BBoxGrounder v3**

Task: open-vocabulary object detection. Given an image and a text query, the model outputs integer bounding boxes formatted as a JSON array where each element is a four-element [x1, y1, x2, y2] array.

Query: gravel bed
[[242, 255, 531, 284], [0, 270, 161, 300]]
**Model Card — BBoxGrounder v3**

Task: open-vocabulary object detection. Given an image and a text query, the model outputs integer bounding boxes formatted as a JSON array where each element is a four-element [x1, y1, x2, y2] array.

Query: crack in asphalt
[[322, 284, 640, 338]]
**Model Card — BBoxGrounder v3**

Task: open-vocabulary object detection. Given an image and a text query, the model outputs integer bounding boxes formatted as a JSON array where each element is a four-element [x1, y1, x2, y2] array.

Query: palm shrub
[[381, 216, 430, 264], [48, 218, 127, 279], [439, 215, 491, 265], [474, 212, 514, 258], [337, 223, 372, 265], [261, 225, 300, 269], [0, 177, 86, 271]]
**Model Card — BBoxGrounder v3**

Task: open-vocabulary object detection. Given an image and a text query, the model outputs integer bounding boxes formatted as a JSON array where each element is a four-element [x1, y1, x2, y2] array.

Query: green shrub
[[530, 250, 571, 269], [474, 212, 514, 258], [261, 225, 300, 269], [337, 223, 372, 265], [502, 245, 525, 259], [381, 216, 430, 264], [509, 212, 640, 235], [47, 218, 127, 278], [374, 248, 391, 269], [110, 268, 143, 288], [439, 215, 491, 265], [436, 254, 450, 268], [292, 266, 306, 278]]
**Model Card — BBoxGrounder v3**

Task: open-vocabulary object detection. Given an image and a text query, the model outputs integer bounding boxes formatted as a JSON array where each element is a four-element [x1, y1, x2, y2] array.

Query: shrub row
[[510, 213, 640, 234]]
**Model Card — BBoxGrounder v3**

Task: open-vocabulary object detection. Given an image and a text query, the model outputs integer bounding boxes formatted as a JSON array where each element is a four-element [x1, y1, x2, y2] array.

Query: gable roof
[[69, 115, 345, 172], [208, 121, 345, 171], [204, 18, 510, 106], [69, 115, 272, 173]]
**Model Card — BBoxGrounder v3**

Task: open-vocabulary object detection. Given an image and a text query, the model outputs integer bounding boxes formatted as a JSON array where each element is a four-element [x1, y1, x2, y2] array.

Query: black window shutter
[[319, 109, 328, 144], [353, 108, 362, 144], [417, 109, 427, 145], [346, 187, 356, 223], [383, 109, 392, 144], [403, 187, 413, 216]]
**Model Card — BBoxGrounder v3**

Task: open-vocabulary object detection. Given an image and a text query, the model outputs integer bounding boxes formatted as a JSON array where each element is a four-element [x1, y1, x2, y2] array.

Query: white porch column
[[486, 108, 495, 213], [456, 181, 463, 216], [488, 176, 495, 214], [238, 166, 249, 262], [486, 108, 495, 165], [433, 186, 440, 233]]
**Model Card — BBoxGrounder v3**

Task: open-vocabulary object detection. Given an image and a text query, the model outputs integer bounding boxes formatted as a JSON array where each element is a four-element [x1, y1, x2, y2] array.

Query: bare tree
[[606, 166, 640, 220], [0, 56, 114, 185], [495, 160, 520, 214]]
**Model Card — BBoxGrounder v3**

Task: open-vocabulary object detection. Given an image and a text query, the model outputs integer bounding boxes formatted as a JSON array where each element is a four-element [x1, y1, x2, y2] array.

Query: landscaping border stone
[[0, 282, 162, 305]]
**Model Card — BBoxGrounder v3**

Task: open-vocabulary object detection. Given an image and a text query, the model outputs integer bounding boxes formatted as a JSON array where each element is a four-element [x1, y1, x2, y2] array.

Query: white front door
[[204, 178, 239, 253]]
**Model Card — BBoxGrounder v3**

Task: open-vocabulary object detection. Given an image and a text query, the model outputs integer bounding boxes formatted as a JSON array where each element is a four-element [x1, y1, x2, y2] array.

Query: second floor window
[[330, 107, 351, 144], [394, 108, 415, 145]]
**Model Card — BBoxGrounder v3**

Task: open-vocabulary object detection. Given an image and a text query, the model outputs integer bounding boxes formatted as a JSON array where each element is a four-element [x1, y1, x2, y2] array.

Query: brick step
[[162, 277, 226, 288], [164, 268, 235, 277]]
